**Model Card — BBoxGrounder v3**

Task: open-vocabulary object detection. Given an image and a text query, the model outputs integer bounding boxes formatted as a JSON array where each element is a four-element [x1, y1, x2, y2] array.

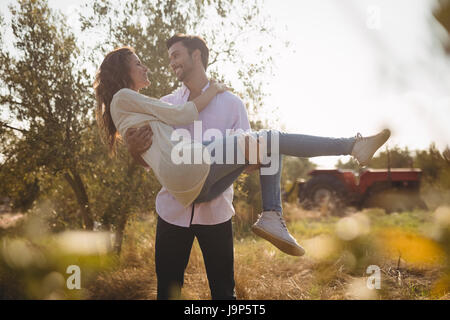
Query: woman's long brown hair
[[94, 46, 135, 156]]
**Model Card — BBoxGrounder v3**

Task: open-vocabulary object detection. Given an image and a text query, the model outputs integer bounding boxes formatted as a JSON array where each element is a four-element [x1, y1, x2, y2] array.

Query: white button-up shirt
[[155, 82, 251, 227]]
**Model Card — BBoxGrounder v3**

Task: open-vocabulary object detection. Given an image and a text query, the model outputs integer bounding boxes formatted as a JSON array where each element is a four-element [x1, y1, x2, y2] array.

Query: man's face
[[168, 41, 195, 81]]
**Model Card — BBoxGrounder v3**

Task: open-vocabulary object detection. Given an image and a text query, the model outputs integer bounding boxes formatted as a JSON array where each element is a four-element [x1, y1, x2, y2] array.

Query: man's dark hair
[[166, 34, 209, 70]]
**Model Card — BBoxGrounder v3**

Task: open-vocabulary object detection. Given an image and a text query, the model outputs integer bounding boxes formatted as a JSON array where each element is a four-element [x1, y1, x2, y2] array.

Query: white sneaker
[[251, 211, 305, 256], [351, 129, 391, 166]]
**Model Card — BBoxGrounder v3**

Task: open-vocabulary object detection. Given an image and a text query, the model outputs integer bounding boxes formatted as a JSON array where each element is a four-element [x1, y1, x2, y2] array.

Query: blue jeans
[[195, 130, 355, 213]]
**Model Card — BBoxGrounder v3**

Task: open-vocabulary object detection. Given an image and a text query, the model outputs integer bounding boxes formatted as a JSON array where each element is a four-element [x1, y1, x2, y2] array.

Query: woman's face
[[128, 53, 150, 91]]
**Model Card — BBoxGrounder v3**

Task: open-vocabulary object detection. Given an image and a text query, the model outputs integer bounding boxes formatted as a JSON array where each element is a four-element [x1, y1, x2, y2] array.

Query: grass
[[1, 202, 448, 299], [83, 204, 450, 300]]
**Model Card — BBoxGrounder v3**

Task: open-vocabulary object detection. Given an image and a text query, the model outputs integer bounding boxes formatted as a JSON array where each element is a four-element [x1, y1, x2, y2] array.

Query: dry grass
[[85, 204, 450, 300]]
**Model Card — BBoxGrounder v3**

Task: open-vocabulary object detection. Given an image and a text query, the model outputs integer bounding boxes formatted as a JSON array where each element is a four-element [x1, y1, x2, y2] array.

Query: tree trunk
[[113, 213, 128, 255], [113, 160, 137, 254], [64, 169, 94, 230]]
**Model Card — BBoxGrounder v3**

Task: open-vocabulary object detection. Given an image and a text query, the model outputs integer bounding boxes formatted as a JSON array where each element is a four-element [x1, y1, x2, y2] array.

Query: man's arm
[[124, 91, 175, 168], [125, 125, 153, 168]]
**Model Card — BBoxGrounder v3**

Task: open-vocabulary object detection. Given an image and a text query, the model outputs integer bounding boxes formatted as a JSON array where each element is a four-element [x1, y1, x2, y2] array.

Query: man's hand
[[125, 125, 153, 167]]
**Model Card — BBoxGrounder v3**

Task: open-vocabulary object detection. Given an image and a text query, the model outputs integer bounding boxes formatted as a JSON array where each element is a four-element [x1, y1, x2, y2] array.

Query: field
[[85, 203, 450, 300], [1, 202, 449, 300]]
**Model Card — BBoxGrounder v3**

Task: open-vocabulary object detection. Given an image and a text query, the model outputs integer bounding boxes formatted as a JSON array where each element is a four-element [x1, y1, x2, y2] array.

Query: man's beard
[[176, 59, 194, 81], [177, 72, 186, 81]]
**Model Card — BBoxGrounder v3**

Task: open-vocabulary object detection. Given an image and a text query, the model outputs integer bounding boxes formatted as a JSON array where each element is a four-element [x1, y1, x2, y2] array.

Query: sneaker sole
[[251, 225, 305, 256]]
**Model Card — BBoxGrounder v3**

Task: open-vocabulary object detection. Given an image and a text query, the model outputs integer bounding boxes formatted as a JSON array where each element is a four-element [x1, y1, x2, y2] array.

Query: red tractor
[[291, 168, 427, 214]]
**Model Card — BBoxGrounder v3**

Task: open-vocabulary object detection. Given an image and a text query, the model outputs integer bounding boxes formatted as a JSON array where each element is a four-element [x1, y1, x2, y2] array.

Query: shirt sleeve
[[231, 97, 251, 131], [113, 89, 199, 127]]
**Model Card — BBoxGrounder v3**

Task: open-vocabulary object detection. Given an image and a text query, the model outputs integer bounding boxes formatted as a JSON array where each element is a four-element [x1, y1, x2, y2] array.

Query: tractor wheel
[[300, 175, 348, 214], [415, 198, 428, 210]]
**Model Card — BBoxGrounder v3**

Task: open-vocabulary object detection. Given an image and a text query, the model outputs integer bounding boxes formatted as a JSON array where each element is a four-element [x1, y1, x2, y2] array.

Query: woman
[[94, 46, 390, 256]]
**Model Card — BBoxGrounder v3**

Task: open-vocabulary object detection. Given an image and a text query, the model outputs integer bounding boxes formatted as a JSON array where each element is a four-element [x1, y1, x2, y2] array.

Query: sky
[[1, 0, 449, 168], [263, 0, 450, 167]]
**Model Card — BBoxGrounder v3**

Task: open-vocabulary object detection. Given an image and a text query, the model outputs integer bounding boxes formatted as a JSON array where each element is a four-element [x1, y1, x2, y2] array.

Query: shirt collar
[[181, 81, 210, 100]]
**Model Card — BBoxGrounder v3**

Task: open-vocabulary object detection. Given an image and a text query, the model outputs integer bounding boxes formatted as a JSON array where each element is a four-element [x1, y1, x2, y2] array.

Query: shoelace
[[355, 132, 363, 141], [258, 211, 288, 230], [274, 211, 288, 230]]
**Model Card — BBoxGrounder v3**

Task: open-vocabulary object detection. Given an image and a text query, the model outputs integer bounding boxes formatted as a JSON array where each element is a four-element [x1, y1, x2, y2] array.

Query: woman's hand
[[210, 79, 230, 94], [192, 80, 231, 113]]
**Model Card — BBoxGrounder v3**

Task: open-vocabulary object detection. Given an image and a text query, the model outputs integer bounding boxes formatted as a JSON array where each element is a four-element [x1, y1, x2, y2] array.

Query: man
[[125, 34, 300, 300]]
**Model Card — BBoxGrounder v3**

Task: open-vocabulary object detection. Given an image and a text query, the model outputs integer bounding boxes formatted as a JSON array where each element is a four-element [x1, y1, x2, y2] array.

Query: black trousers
[[155, 214, 236, 300]]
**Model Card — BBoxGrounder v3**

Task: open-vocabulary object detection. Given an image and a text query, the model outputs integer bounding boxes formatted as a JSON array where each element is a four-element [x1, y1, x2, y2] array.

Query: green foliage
[[369, 145, 414, 169], [233, 172, 262, 228], [281, 156, 316, 186], [80, 0, 277, 116], [80, 125, 160, 252], [80, 0, 188, 97], [0, 0, 92, 172], [335, 158, 360, 171], [414, 143, 450, 188], [0, 0, 95, 228]]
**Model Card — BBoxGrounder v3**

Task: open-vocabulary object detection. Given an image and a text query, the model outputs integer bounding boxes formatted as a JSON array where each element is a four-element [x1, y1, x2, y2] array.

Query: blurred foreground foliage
[[264, 205, 450, 299], [0, 225, 116, 299]]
